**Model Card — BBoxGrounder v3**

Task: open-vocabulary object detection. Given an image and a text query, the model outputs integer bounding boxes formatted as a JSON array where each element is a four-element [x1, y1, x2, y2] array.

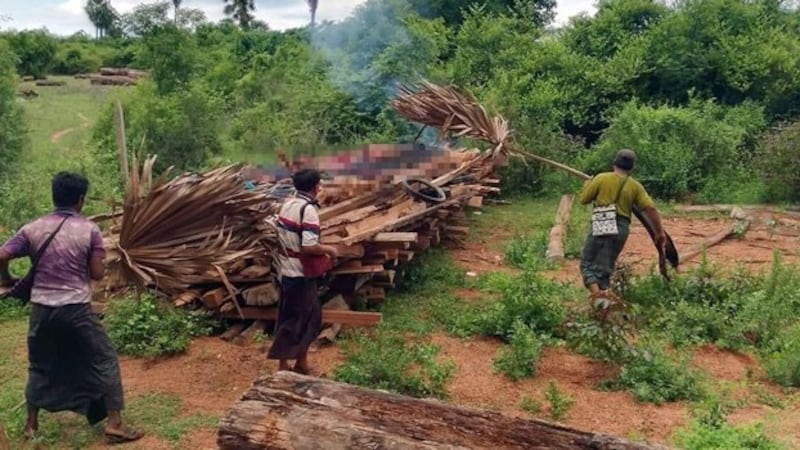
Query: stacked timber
[[97, 144, 504, 335], [83, 68, 148, 86]]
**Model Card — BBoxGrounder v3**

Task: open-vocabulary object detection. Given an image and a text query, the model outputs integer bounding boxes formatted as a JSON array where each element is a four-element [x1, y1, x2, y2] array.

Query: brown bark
[[217, 371, 670, 450], [546, 194, 574, 261]]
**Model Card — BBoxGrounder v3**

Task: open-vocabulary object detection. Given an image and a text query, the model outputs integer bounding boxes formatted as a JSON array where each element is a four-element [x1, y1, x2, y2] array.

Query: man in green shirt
[[578, 149, 666, 307]]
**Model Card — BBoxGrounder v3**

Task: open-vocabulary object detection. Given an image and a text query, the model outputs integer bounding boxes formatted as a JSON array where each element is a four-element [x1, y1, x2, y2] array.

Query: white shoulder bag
[[591, 176, 629, 237]]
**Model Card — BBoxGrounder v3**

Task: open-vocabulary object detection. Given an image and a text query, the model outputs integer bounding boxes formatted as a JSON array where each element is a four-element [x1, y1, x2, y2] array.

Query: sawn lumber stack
[[97, 144, 504, 329]]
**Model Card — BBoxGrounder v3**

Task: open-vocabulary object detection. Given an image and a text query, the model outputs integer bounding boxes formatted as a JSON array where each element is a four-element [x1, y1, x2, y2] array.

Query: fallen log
[[35, 80, 66, 86], [217, 371, 669, 450], [681, 219, 750, 262], [90, 75, 137, 86], [546, 194, 574, 261]]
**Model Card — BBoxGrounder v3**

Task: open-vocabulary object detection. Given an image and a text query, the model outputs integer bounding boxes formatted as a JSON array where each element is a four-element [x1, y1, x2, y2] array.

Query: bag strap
[[297, 202, 311, 243], [30, 216, 69, 270], [613, 176, 630, 204]]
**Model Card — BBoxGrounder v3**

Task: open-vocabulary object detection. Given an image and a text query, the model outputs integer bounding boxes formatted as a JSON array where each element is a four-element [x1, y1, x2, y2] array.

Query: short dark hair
[[614, 149, 636, 171], [52, 172, 89, 208], [291, 168, 321, 193]]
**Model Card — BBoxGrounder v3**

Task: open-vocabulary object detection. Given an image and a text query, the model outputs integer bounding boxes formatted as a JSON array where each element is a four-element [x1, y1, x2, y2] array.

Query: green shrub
[[334, 331, 455, 399], [4, 29, 58, 79], [755, 120, 800, 203], [674, 396, 785, 450], [762, 323, 800, 388], [93, 80, 224, 172], [503, 232, 556, 271], [544, 381, 575, 422], [492, 320, 543, 380], [0, 39, 27, 175], [103, 294, 217, 358], [581, 99, 766, 200], [477, 270, 568, 341], [566, 312, 637, 363], [613, 339, 706, 404]]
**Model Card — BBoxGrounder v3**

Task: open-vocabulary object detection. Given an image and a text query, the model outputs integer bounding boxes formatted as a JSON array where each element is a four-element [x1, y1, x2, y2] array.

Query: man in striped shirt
[[268, 169, 338, 374]]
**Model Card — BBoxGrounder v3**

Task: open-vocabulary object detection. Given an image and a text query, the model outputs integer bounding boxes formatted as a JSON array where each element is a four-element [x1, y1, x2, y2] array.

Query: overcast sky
[[0, 0, 597, 35]]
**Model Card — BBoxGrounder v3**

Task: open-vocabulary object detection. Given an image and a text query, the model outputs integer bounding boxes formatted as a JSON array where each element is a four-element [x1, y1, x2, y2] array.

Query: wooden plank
[[398, 251, 415, 262], [444, 226, 470, 235], [201, 287, 230, 310], [239, 265, 271, 279], [330, 265, 386, 275], [172, 290, 200, 307], [467, 196, 483, 208], [546, 194, 574, 261], [330, 244, 365, 258], [220, 323, 249, 341], [218, 307, 382, 326], [371, 232, 418, 243]]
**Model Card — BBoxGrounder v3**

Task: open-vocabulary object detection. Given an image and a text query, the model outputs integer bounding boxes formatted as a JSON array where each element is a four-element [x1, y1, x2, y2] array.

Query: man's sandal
[[105, 427, 144, 444]]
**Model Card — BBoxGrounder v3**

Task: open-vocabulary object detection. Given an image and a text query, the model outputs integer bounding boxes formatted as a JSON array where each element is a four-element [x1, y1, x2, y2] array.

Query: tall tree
[[172, 0, 182, 24], [223, 0, 256, 29], [84, 0, 119, 38], [308, 0, 319, 26]]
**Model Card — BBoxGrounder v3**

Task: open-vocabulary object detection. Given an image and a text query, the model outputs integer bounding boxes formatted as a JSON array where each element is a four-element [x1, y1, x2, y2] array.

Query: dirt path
[[50, 113, 90, 143]]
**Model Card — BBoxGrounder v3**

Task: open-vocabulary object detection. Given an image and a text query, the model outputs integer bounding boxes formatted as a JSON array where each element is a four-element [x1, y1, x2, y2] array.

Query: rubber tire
[[401, 177, 446, 203]]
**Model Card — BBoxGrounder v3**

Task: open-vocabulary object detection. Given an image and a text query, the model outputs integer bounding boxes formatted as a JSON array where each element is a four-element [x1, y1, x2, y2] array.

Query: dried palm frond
[[392, 80, 511, 156], [105, 155, 279, 296], [392, 80, 589, 180]]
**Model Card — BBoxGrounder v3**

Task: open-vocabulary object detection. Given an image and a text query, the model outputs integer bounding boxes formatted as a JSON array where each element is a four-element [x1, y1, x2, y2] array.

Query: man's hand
[[324, 245, 339, 259], [656, 229, 667, 248]]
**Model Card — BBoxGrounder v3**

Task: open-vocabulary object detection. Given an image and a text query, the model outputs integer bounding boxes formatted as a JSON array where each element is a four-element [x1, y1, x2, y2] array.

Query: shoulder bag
[[5, 216, 69, 302], [591, 176, 629, 237]]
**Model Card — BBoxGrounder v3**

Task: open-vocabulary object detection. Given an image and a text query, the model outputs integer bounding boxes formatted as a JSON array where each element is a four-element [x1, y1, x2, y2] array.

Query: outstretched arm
[[644, 205, 666, 245]]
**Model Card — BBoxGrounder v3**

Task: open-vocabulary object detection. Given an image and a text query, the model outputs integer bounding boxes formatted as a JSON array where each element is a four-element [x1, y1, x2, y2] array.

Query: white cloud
[[0, 0, 597, 36]]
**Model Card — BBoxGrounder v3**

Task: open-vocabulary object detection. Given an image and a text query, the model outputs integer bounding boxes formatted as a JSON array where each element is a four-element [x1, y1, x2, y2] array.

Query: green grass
[[1, 76, 123, 234], [0, 314, 216, 448]]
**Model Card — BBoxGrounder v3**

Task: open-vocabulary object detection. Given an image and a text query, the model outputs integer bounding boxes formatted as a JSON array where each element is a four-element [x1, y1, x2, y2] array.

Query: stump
[[546, 194, 574, 261], [217, 371, 671, 450]]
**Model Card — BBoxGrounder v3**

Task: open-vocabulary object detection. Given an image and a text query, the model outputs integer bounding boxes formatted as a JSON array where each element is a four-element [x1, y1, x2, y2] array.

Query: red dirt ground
[[107, 210, 799, 449]]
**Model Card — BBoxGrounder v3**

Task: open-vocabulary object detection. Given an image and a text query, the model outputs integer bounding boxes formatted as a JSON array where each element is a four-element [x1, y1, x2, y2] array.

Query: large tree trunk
[[217, 371, 670, 450]]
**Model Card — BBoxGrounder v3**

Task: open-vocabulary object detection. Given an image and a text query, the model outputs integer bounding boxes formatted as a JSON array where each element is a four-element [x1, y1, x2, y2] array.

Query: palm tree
[[223, 0, 255, 29], [172, 0, 182, 24], [308, 0, 319, 27]]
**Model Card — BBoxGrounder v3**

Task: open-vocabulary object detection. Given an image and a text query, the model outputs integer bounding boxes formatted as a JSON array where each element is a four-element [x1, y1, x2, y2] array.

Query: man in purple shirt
[[0, 172, 142, 444]]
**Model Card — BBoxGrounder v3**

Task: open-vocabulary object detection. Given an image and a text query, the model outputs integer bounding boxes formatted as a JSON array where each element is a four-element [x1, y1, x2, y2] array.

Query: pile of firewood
[[74, 67, 148, 86], [94, 81, 516, 340], [96, 143, 503, 334]]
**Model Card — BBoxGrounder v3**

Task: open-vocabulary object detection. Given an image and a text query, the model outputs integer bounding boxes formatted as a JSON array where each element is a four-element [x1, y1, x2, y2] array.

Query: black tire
[[401, 177, 446, 203]]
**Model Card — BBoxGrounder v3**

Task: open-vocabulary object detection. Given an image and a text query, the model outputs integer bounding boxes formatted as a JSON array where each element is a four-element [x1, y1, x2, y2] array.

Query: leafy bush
[[544, 381, 575, 422], [762, 323, 800, 388], [477, 270, 569, 341], [4, 29, 58, 79], [334, 331, 455, 399], [93, 80, 224, 172], [674, 396, 785, 450], [0, 39, 27, 176], [755, 120, 800, 202], [51, 45, 101, 75], [492, 320, 543, 380], [103, 294, 217, 358], [503, 232, 558, 271], [581, 99, 765, 200], [612, 339, 706, 405]]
